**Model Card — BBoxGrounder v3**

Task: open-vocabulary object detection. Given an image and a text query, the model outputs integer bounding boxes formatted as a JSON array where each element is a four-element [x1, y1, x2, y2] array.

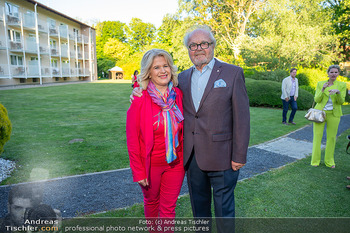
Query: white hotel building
[[0, 0, 97, 86]]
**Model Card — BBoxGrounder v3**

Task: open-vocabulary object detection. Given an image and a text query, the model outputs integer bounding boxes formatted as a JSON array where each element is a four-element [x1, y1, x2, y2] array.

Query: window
[[73, 28, 79, 37], [50, 39, 57, 49], [5, 3, 19, 17], [51, 59, 58, 67], [8, 29, 21, 42], [10, 55, 23, 65]]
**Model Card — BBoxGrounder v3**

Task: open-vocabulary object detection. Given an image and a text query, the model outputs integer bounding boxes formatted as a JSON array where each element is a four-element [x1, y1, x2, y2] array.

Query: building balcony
[[27, 65, 40, 77], [59, 26, 68, 39], [41, 66, 51, 77], [0, 64, 9, 78], [82, 35, 89, 44], [70, 68, 77, 76], [39, 45, 49, 55], [62, 67, 70, 76], [25, 38, 37, 54], [23, 13, 35, 30], [84, 53, 90, 60], [49, 28, 58, 37], [9, 41, 23, 51], [52, 67, 60, 76], [70, 51, 76, 58], [38, 20, 48, 33], [11, 65, 26, 77], [84, 68, 90, 76], [7, 15, 20, 27], [51, 48, 59, 57], [78, 53, 83, 60]]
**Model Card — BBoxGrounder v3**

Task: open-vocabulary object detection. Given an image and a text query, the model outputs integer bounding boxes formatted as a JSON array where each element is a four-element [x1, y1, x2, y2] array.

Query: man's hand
[[137, 178, 149, 187], [231, 161, 245, 171], [130, 87, 143, 103], [285, 97, 289, 101], [294, 96, 297, 101]]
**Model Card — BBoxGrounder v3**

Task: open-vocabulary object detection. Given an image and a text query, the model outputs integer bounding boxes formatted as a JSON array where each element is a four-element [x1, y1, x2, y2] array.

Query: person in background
[[132, 70, 139, 88], [281, 68, 299, 125], [126, 49, 185, 232], [311, 65, 346, 168]]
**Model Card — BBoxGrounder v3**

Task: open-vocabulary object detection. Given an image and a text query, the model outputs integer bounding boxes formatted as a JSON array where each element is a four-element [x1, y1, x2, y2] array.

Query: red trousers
[[140, 162, 185, 232]]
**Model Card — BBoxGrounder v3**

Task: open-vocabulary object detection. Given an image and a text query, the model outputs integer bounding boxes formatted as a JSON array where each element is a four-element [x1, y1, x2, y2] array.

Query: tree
[[103, 38, 131, 61], [0, 103, 11, 154], [241, 0, 340, 69], [124, 18, 156, 52], [324, 0, 350, 61], [179, 0, 266, 60]]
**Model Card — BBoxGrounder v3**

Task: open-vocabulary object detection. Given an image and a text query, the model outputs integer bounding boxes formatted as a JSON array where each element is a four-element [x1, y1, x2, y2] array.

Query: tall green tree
[[179, 0, 266, 61], [124, 18, 156, 52], [324, 0, 350, 61], [241, 0, 340, 69]]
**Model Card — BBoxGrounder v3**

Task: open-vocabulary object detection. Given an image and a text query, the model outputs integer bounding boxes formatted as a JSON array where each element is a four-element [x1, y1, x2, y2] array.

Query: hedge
[[245, 78, 314, 110], [0, 103, 12, 154]]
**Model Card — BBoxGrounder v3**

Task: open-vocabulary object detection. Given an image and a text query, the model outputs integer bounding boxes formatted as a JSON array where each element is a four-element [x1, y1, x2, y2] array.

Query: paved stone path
[[0, 115, 349, 218]]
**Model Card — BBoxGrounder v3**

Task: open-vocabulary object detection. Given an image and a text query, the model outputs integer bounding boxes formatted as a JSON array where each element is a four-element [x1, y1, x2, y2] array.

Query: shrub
[[245, 78, 314, 110], [244, 69, 289, 82], [0, 103, 12, 154]]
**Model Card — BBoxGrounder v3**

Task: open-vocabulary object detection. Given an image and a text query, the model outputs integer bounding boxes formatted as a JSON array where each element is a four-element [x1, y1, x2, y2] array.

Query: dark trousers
[[282, 96, 297, 123], [186, 152, 239, 233]]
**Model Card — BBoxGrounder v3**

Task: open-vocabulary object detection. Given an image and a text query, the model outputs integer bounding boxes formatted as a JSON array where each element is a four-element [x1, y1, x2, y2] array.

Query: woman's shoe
[[312, 165, 319, 167], [330, 165, 335, 169], [347, 176, 350, 180], [347, 185, 350, 190]]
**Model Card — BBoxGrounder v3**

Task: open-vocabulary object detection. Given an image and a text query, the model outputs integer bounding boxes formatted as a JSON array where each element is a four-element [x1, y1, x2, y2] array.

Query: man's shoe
[[347, 185, 350, 190], [347, 176, 350, 180], [282, 122, 289, 125], [289, 122, 296, 125]]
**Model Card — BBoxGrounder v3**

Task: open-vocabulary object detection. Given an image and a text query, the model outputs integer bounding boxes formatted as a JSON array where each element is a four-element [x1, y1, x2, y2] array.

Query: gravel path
[[0, 114, 349, 218]]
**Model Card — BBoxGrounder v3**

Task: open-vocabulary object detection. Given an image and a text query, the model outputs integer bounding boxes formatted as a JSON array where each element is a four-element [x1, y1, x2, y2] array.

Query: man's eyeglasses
[[188, 42, 213, 51]]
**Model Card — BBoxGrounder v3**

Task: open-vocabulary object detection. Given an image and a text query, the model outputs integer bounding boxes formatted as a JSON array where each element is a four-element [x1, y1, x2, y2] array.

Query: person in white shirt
[[281, 68, 299, 125]]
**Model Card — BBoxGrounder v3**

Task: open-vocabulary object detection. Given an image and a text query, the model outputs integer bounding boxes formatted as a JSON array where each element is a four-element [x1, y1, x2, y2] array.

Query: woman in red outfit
[[126, 49, 185, 232]]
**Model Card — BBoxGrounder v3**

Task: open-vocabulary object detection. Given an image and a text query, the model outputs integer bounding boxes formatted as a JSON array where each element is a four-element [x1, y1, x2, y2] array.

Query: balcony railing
[[83, 35, 89, 44], [7, 15, 20, 26], [38, 20, 47, 33], [49, 28, 58, 37], [70, 68, 77, 76], [9, 41, 23, 51], [25, 38, 37, 53], [0, 64, 9, 77], [62, 67, 70, 76], [23, 13, 35, 29], [39, 45, 49, 55], [61, 45, 68, 57], [51, 48, 59, 56], [41, 66, 51, 77], [11, 65, 26, 77], [59, 26, 68, 39], [0, 38, 6, 50], [27, 65, 40, 76], [52, 67, 60, 76], [84, 68, 90, 76]]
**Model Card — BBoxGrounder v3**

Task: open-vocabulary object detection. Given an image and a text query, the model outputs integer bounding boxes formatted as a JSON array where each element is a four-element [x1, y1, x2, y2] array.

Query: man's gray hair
[[327, 64, 341, 73], [183, 25, 216, 48]]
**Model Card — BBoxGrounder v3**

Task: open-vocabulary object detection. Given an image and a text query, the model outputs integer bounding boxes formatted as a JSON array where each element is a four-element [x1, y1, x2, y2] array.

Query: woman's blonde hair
[[137, 49, 178, 90]]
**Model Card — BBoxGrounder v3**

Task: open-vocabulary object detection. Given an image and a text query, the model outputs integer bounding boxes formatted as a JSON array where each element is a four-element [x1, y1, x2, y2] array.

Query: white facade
[[0, 0, 97, 86]]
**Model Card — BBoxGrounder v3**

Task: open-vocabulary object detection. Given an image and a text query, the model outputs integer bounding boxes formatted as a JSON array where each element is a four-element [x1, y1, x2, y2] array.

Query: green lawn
[[0, 83, 348, 185]]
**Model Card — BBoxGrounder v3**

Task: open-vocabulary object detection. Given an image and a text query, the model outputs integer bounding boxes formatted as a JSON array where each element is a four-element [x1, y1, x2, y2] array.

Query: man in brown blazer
[[179, 26, 250, 233]]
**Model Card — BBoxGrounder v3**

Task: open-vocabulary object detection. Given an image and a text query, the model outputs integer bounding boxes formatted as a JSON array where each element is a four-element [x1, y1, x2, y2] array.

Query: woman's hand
[[329, 89, 340, 95], [137, 178, 149, 187], [322, 82, 329, 92]]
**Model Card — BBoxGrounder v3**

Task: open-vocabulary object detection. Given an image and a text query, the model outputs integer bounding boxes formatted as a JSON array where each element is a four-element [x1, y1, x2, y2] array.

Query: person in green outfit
[[311, 65, 347, 168]]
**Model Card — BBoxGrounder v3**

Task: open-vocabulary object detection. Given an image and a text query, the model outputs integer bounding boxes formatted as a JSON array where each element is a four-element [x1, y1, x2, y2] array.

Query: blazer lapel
[[183, 68, 197, 114], [197, 59, 222, 112]]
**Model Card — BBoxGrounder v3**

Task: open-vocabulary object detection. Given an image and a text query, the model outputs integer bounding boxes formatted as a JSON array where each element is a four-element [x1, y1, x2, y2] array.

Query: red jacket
[[126, 88, 184, 182]]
